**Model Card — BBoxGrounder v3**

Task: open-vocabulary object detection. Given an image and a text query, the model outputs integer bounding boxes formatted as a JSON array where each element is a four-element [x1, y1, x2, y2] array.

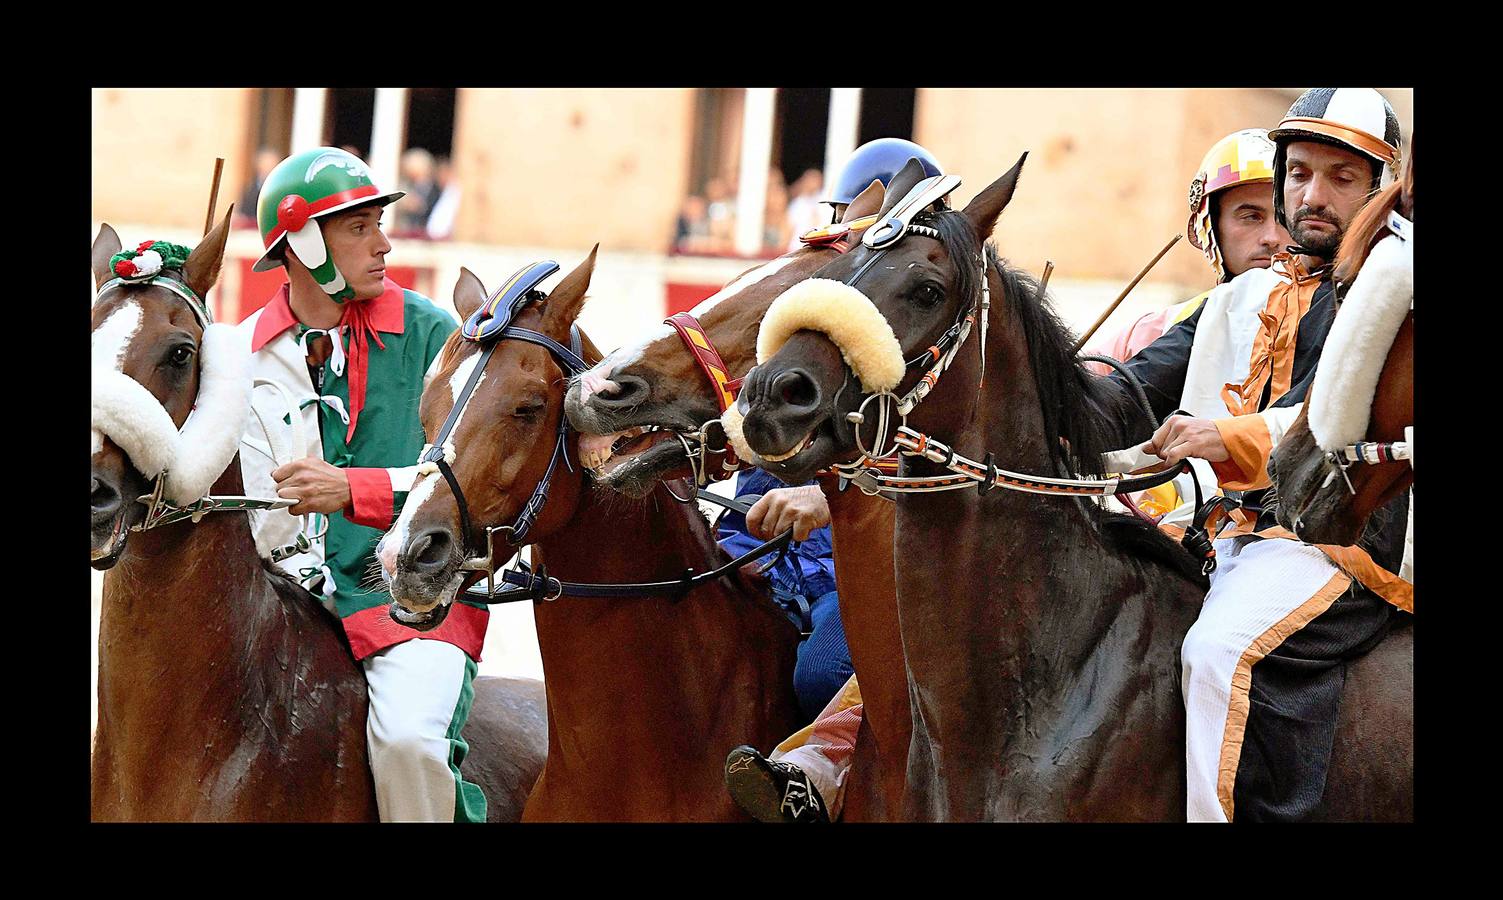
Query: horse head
[[1271, 142, 1414, 545], [381, 248, 600, 629], [563, 181, 887, 498], [733, 154, 1027, 483], [90, 210, 244, 568]]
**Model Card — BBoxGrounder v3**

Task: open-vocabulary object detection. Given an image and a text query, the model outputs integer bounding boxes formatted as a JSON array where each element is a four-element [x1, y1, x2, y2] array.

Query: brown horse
[[90, 215, 546, 821], [380, 250, 804, 820], [1272, 143, 1415, 548], [562, 182, 910, 821], [735, 156, 1411, 820]]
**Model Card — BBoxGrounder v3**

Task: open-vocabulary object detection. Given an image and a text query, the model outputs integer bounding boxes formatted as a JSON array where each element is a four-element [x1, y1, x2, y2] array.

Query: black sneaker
[[724, 745, 830, 823]]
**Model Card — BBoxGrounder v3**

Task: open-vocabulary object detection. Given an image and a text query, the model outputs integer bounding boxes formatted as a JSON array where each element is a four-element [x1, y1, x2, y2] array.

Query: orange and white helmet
[[1186, 129, 1276, 282]]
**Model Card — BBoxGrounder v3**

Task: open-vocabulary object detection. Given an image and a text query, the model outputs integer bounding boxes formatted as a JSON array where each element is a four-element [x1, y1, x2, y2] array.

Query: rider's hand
[[745, 485, 831, 542], [272, 457, 352, 516], [1143, 415, 1230, 467]]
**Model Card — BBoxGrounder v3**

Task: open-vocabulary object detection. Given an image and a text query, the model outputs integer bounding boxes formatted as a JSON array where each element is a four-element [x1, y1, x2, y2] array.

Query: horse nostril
[[92, 476, 120, 516], [773, 369, 821, 412], [593, 374, 649, 409], [405, 529, 455, 575]]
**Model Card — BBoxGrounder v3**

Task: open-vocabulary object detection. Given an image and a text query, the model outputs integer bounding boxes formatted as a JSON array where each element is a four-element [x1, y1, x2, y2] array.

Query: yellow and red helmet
[[1186, 129, 1276, 282]]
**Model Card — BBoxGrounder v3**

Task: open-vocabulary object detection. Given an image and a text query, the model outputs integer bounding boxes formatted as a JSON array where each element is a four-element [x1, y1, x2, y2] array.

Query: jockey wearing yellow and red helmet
[[1188, 129, 1286, 283]]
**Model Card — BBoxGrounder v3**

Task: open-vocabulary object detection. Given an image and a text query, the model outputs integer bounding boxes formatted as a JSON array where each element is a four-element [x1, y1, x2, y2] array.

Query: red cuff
[[345, 467, 394, 529]]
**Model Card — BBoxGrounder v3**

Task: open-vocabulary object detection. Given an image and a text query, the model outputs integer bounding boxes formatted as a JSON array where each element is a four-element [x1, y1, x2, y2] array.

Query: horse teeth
[[762, 432, 815, 462]]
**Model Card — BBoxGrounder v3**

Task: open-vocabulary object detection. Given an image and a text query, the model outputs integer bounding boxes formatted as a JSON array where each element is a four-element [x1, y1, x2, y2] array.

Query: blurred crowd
[[674, 167, 827, 257], [236, 146, 462, 241]]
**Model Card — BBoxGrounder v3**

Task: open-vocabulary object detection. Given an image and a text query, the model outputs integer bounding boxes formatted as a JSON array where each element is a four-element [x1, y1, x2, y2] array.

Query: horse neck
[[98, 455, 282, 737], [531, 473, 798, 772], [891, 279, 1188, 812]]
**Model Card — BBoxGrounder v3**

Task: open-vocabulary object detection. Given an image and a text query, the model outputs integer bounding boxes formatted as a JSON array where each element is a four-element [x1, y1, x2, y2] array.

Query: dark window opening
[[857, 88, 916, 146], [327, 88, 375, 159], [774, 88, 830, 187], [405, 88, 456, 158]]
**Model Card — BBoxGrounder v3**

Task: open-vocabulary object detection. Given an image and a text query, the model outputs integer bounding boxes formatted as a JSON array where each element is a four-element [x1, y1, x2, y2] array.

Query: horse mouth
[[90, 505, 134, 570], [388, 571, 464, 632], [389, 599, 452, 631], [752, 421, 839, 483], [590, 428, 692, 498]]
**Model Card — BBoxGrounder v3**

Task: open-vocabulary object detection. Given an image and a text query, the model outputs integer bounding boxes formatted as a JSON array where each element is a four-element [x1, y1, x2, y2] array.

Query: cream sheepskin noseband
[[1307, 217, 1413, 453], [756, 278, 907, 394], [92, 318, 252, 507]]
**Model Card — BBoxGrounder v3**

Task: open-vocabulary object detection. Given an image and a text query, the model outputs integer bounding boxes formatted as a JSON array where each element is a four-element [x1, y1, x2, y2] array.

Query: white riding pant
[[363, 638, 476, 823], [1181, 535, 1350, 822]]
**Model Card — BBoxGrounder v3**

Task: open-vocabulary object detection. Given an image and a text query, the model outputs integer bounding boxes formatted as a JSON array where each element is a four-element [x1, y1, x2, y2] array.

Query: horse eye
[[167, 345, 195, 368], [913, 283, 945, 308], [512, 401, 546, 420]]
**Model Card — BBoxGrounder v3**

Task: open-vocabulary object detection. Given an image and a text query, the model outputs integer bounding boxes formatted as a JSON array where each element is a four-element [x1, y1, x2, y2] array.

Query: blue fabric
[[714, 469, 836, 601], [794, 591, 854, 720]]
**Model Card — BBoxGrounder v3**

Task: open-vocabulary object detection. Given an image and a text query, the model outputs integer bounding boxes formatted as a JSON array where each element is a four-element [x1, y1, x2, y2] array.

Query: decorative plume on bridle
[[92, 242, 252, 506]]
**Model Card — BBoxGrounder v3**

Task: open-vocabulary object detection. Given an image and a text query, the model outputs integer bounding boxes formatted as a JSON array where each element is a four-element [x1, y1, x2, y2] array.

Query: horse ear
[[872, 158, 932, 219], [541, 244, 598, 335], [93, 223, 123, 291], [962, 152, 1028, 240], [453, 267, 487, 322], [841, 179, 885, 223], [182, 205, 235, 300]]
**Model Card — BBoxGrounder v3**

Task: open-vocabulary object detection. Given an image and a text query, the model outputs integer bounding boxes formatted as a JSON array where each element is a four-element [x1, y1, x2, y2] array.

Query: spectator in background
[[673, 194, 712, 254], [395, 148, 438, 237], [425, 156, 462, 241], [763, 169, 790, 253], [784, 168, 825, 251], [704, 177, 736, 252], [236, 147, 283, 229]]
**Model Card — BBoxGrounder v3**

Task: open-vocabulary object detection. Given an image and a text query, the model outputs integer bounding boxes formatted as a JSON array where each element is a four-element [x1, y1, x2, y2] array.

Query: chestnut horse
[[563, 181, 909, 821], [90, 215, 546, 821], [381, 250, 803, 820], [735, 157, 1411, 820], [1272, 143, 1414, 550]]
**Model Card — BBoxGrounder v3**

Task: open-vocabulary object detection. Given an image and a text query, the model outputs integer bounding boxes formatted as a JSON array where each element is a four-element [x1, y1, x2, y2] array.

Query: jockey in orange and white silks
[[1083, 128, 1289, 526], [1093, 88, 1410, 821]]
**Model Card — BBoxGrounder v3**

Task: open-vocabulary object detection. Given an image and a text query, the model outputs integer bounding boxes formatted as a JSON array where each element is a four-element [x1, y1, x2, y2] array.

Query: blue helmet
[[825, 138, 944, 207]]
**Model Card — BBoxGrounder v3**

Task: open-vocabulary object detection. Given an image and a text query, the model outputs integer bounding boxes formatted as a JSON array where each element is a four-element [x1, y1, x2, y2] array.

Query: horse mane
[[929, 211, 1206, 585], [928, 209, 1117, 479], [1335, 138, 1414, 284]]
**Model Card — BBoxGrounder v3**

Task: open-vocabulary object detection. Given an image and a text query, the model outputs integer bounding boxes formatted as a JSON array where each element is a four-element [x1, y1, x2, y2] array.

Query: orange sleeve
[[1211, 415, 1274, 491]]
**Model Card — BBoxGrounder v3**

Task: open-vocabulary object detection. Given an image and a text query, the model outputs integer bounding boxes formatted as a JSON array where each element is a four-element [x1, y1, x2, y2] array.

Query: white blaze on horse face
[[389, 352, 485, 564], [92, 299, 142, 457], [583, 254, 801, 387]]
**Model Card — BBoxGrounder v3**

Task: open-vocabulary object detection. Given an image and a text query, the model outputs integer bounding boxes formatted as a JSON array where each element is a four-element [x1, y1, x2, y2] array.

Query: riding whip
[[1071, 233, 1181, 354], [203, 157, 225, 236]]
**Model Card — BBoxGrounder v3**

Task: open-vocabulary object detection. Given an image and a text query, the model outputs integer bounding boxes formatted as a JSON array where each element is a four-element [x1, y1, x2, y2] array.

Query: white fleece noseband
[[1308, 231, 1413, 452], [91, 322, 252, 505], [757, 279, 905, 394]]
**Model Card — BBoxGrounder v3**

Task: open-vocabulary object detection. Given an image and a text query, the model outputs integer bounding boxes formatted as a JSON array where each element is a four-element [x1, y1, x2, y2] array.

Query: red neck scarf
[[339, 299, 387, 443]]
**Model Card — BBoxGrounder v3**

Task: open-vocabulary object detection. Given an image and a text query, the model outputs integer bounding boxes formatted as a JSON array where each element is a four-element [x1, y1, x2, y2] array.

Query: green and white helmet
[[252, 147, 404, 303]]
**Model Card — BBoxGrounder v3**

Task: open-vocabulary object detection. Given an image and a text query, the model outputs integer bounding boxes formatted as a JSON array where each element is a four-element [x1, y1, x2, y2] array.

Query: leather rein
[[421, 261, 796, 605]]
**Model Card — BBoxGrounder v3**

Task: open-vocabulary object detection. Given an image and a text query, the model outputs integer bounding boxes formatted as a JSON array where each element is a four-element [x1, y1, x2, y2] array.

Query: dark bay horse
[[563, 181, 910, 820], [1272, 142, 1415, 550], [380, 250, 804, 820], [90, 215, 546, 821], [735, 156, 1411, 820]]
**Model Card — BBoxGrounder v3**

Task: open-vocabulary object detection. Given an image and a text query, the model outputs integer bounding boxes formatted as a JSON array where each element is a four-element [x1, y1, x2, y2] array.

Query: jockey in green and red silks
[[241, 146, 489, 824]]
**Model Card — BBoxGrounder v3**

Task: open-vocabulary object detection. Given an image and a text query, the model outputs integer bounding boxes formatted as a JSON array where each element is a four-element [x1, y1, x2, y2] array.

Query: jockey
[[235, 147, 488, 823], [720, 138, 944, 823], [1094, 88, 1411, 821], [1084, 128, 1290, 524], [823, 137, 943, 223]]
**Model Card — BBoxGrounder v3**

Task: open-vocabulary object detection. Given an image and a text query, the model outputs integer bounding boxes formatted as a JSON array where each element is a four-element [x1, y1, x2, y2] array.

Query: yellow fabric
[[773, 675, 863, 755]]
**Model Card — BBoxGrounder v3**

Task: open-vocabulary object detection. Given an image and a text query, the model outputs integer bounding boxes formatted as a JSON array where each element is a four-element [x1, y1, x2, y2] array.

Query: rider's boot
[[724, 745, 831, 823]]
